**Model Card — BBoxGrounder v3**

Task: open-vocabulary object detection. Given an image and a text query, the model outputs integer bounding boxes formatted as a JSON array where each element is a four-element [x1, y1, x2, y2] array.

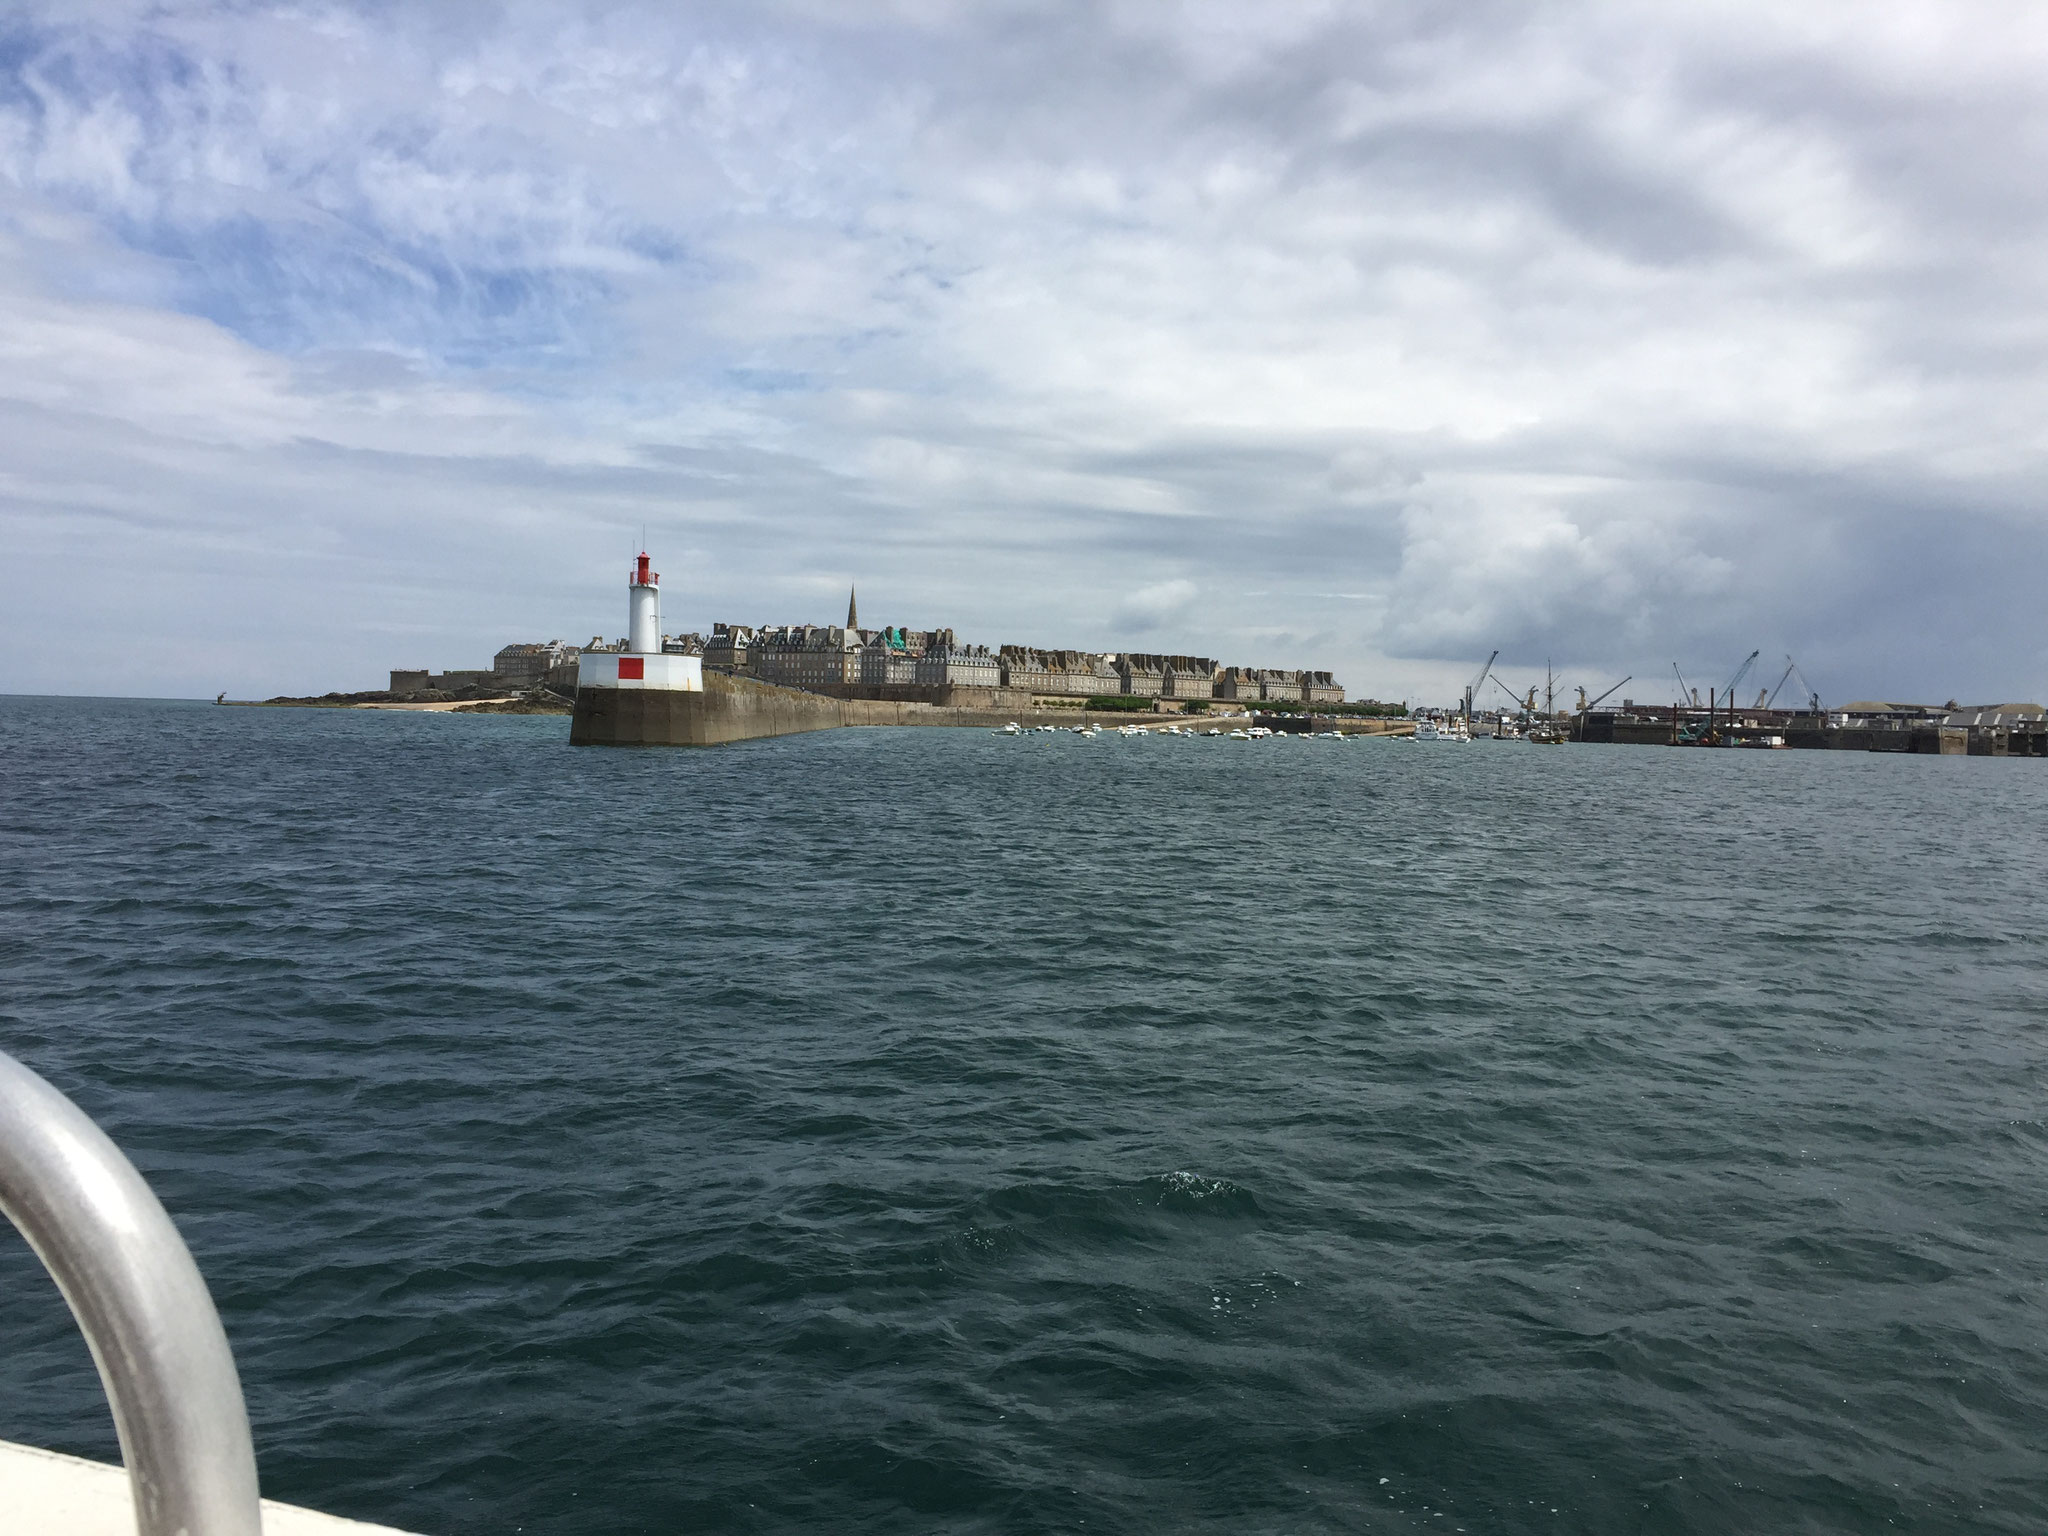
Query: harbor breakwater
[[570, 668, 1412, 746], [570, 668, 1039, 746], [1575, 712, 2048, 755]]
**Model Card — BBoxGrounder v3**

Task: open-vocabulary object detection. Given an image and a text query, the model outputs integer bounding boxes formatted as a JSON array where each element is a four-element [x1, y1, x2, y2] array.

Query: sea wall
[[802, 681, 1040, 710], [571, 671, 1324, 747], [572, 670, 864, 746]]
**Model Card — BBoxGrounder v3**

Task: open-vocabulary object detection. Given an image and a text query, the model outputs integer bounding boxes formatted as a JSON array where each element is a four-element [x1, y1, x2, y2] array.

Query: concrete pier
[[1571, 705, 2047, 755], [568, 669, 1402, 747], [572, 668, 867, 746]]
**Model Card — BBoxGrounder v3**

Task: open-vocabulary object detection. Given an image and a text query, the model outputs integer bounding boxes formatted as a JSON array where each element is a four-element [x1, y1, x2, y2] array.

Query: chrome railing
[[0, 1049, 261, 1536]]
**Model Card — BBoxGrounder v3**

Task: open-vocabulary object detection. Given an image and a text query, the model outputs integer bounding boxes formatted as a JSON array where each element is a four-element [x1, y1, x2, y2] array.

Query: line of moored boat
[[993, 718, 1571, 744], [994, 722, 1370, 740], [1412, 716, 1566, 744]]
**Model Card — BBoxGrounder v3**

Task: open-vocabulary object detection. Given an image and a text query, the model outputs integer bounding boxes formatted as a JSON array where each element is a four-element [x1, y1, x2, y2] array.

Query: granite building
[[998, 647, 1122, 697], [1213, 666, 1261, 702], [704, 623, 754, 671], [751, 624, 862, 688], [1115, 654, 1165, 698], [914, 643, 1001, 689], [492, 640, 580, 684]]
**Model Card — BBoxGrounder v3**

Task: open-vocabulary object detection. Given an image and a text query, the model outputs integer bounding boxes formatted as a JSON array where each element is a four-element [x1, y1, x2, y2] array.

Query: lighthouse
[[570, 542, 848, 747], [629, 551, 661, 654], [573, 550, 703, 697]]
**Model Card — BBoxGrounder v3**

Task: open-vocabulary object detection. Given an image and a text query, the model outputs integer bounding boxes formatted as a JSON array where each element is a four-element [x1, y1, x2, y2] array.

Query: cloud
[[1, 1, 2046, 702], [1111, 578, 1197, 636]]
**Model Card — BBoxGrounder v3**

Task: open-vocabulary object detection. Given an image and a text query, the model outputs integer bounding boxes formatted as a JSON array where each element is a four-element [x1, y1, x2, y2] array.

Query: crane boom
[[1788, 661, 1820, 713], [1463, 649, 1499, 722], [1763, 657, 1797, 708], [1724, 649, 1761, 699], [1585, 675, 1631, 711]]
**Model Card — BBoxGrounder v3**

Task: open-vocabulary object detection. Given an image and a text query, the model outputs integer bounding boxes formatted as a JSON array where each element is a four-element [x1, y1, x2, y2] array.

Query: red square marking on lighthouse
[[617, 657, 645, 680]]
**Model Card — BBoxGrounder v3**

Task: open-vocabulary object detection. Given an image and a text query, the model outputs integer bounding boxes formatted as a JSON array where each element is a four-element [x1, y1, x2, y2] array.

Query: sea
[[1, 695, 2045, 1536]]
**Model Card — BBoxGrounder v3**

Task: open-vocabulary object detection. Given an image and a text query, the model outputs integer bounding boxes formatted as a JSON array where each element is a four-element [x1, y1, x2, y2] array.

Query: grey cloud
[[1, 1, 2045, 705]]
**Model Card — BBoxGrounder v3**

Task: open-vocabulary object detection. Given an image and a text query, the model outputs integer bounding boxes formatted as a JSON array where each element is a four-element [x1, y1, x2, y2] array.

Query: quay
[[572, 665, 1264, 746], [571, 674, 1415, 747], [1571, 701, 2048, 756]]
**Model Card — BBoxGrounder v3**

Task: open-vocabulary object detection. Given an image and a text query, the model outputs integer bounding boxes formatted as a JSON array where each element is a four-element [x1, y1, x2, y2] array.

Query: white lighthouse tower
[[628, 550, 661, 654], [574, 550, 703, 695]]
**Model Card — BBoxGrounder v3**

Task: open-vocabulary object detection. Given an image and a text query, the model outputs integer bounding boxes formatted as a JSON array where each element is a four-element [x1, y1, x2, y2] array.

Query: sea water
[[1, 696, 2044, 1534]]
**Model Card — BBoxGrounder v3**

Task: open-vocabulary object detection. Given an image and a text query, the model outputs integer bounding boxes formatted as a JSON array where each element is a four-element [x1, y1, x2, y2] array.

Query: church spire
[[847, 585, 858, 630]]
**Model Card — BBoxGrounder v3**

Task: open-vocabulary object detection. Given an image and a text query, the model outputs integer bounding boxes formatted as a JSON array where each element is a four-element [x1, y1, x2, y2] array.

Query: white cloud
[[1, 0, 2046, 702]]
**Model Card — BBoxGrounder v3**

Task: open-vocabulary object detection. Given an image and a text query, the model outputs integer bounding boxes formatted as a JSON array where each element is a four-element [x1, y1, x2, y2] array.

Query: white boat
[[1414, 717, 1469, 741], [996, 721, 1022, 735]]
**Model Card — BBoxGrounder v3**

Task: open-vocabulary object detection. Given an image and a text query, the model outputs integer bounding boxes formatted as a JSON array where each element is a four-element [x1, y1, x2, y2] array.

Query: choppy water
[[2, 696, 2046, 1535]]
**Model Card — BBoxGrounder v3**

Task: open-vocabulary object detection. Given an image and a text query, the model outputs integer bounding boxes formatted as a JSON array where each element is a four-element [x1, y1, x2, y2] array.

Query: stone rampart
[[572, 671, 1273, 747]]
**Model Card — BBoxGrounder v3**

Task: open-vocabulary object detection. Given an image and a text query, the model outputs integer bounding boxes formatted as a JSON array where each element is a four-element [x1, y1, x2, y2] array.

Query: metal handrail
[[0, 1049, 261, 1536]]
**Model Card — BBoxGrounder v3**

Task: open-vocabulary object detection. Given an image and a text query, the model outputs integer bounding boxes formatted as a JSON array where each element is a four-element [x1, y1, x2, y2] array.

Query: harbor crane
[[1575, 676, 1631, 713], [1765, 655, 1821, 713], [1490, 675, 1537, 714], [1462, 649, 1500, 724], [1673, 662, 1698, 708], [1724, 650, 1761, 708]]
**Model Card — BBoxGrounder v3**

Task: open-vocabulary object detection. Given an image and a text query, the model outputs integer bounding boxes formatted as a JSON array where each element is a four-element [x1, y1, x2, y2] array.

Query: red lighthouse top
[[631, 551, 659, 587]]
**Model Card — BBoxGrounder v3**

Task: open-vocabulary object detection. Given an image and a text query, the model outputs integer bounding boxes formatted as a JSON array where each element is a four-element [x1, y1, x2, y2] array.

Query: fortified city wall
[[571, 669, 1405, 747]]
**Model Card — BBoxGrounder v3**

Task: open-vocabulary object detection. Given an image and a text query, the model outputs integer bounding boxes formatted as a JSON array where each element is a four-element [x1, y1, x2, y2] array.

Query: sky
[[2, 1, 2045, 706]]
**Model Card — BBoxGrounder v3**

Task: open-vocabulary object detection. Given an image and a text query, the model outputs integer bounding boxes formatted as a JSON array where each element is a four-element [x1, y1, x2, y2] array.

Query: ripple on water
[[1, 698, 2046, 1535]]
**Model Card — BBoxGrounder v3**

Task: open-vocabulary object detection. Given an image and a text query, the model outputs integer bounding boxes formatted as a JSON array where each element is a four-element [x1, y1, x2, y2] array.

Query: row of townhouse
[[1104, 654, 1222, 700], [711, 622, 1002, 691], [706, 622, 939, 674], [1211, 666, 1345, 704], [998, 651, 1338, 702], [697, 622, 1343, 705], [997, 647, 1122, 697]]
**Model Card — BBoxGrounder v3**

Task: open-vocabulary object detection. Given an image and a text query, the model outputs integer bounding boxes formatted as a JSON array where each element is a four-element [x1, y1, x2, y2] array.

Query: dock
[[1571, 702, 2047, 756]]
